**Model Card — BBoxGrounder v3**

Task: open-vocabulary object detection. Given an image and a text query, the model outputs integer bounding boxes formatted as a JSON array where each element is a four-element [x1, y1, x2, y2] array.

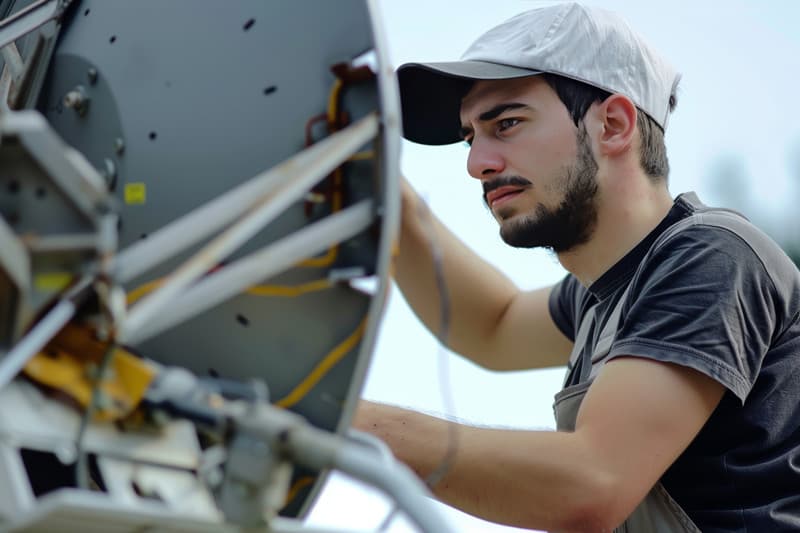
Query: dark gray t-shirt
[[549, 192, 800, 532]]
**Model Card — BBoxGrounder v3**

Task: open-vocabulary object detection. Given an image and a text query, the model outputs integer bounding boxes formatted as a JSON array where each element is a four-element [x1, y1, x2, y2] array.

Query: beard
[[496, 126, 599, 253]]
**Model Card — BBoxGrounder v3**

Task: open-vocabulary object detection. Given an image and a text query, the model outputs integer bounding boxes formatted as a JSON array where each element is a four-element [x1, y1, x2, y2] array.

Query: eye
[[497, 118, 520, 132]]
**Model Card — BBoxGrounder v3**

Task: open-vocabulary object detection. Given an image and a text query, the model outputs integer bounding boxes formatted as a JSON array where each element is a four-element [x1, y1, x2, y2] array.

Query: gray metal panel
[[0, 141, 93, 234], [35, 0, 390, 518], [39, 1, 378, 255]]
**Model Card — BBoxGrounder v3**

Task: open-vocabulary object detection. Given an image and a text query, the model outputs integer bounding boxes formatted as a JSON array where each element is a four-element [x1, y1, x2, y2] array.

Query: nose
[[466, 136, 506, 180]]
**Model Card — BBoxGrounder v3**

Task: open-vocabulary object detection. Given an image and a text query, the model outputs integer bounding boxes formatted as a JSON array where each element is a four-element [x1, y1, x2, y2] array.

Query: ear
[[596, 94, 637, 157]]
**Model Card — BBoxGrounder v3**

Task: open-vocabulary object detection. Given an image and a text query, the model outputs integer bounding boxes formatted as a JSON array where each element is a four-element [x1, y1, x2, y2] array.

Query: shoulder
[[614, 208, 800, 401], [635, 208, 798, 300]]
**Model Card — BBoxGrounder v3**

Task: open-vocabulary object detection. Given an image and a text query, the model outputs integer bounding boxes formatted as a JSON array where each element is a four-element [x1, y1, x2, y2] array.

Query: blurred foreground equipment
[[0, 1, 452, 531]]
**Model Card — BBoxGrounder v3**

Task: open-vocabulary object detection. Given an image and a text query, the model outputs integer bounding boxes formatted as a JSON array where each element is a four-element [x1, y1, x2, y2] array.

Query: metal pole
[[279, 418, 454, 533], [0, 0, 64, 50], [115, 113, 379, 283], [0, 275, 92, 390], [0, 43, 23, 78], [122, 200, 374, 345]]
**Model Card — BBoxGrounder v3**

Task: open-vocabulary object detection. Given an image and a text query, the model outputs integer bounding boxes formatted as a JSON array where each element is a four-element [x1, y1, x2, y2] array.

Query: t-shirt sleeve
[[609, 225, 779, 403], [548, 274, 582, 342]]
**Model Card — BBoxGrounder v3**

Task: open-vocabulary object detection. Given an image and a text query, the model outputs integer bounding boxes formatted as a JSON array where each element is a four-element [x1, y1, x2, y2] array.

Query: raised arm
[[395, 179, 572, 370]]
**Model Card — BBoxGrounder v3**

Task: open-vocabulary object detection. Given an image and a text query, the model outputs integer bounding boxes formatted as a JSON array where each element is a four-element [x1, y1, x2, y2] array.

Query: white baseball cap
[[397, 2, 681, 145]]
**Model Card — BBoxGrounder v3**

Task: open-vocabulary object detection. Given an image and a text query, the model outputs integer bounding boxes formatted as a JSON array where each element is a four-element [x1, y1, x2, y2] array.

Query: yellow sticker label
[[124, 182, 146, 204], [34, 273, 73, 292]]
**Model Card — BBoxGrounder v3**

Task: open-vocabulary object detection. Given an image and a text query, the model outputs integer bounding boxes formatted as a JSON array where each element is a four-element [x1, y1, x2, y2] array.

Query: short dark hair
[[540, 73, 673, 182]]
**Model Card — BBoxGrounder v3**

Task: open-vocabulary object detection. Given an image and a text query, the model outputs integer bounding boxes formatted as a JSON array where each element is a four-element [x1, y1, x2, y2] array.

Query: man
[[355, 3, 800, 532]]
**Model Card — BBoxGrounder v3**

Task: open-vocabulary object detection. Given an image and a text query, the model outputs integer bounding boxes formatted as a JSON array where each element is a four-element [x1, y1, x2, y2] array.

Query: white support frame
[[0, 0, 456, 530], [118, 113, 379, 344], [124, 199, 375, 346]]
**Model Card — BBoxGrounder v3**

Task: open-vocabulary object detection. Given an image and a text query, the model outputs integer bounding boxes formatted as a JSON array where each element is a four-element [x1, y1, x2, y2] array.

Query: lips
[[486, 185, 524, 208]]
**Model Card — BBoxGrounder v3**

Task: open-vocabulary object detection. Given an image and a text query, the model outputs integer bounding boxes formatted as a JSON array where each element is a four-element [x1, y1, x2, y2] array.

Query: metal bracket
[[0, 0, 74, 110]]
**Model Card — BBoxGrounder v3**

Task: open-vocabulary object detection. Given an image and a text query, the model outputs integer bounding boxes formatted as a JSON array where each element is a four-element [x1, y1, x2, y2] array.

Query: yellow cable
[[348, 150, 375, 161], [276, 317, 366, 409], [128, 276, 364, 409], [297, 169, 341, 267], [326, 78, 344, 127], [298, 78, 348, 269], [126, 278, 333, 305], [245, 278, 332, 297], [284, 476, 315, 507], [128, 78, 367, 419], [126, 278, 164, 305]]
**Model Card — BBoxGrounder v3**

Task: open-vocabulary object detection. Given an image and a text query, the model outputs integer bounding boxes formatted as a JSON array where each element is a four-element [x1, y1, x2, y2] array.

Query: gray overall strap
[[580, 281, 634, 382], [562, 283, 633, 387], [563, 304, 597, 386], [566, 205, 750, 385]]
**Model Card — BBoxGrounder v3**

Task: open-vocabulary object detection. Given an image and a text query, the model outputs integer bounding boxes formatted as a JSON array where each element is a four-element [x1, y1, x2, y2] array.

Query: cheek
[[518, 129, 576, 181], [541, 126, 579, 164]]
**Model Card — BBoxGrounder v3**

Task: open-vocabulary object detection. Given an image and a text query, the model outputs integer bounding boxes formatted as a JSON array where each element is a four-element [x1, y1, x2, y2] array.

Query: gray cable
[[283, 412, 456, 533], [75, 344, 116, 491], [378, 195, 458, 532]]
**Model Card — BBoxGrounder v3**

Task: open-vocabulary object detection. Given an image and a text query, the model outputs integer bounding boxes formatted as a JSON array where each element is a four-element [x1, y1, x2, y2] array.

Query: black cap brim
[[397, 61, 541, 145]]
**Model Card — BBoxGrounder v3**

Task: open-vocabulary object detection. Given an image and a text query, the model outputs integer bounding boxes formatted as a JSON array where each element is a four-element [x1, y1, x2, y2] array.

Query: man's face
[[459, 77, 599, 253]]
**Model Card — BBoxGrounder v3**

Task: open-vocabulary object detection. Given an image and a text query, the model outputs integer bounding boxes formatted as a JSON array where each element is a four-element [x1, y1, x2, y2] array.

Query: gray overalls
[[553, 204, 747, 532]]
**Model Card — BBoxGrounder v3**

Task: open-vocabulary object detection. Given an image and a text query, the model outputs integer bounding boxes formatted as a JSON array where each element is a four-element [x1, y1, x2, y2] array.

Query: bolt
[[63, 91, 83, 108], [113, 137, 125, 155], [63, 85, 89, 116], [101, 158, 117, 190], [87, 68, 98, 85]]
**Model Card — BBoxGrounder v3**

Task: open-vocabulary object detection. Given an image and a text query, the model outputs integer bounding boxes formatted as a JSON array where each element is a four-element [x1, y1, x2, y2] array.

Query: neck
[[557, 179, 673, 287]]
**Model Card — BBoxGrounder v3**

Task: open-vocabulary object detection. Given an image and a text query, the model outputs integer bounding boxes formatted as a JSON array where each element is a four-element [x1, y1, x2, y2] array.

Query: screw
[[100, 158, 117, 190], [87, 68, 98, 85], [113, 137, 125, 155], [63, 85, 89, 116]]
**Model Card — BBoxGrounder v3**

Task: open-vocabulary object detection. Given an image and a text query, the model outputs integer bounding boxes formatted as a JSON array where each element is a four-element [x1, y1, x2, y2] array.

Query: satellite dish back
[[34, 0, 400, 517]]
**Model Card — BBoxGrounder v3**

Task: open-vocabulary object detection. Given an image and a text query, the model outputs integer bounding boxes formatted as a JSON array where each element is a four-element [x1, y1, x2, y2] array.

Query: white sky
[[307, 1, 800, 531]]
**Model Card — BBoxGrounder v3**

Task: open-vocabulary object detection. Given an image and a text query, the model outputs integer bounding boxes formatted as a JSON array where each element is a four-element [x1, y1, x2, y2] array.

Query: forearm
[[395, 187, 519, 363], [355, 401, 620, 532]]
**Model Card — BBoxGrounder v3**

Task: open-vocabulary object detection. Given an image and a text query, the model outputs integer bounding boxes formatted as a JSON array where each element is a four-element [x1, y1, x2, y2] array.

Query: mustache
[[482, 176, 533, 205]]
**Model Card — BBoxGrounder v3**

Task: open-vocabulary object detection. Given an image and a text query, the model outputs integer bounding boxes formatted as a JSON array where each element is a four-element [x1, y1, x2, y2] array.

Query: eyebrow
[[459, 102, 531, 139]]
